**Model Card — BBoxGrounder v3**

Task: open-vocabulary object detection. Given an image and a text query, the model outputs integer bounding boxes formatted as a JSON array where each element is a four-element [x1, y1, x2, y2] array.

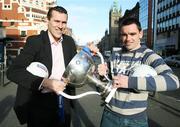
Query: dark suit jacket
[[6, 31, 77, 124]]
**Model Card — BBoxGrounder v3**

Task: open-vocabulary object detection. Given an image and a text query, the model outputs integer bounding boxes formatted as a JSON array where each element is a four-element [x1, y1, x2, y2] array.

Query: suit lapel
[[62, 37, 69, 67], [41, 31, 52, 76]]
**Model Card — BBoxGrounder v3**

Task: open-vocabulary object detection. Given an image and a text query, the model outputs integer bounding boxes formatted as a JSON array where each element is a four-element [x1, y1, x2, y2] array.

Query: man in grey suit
[[7, 6, 77, 127]]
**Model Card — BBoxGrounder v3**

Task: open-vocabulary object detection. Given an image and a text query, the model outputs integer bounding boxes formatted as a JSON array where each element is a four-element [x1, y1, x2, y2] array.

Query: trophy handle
[[96, 52, 111, 82], [97, 51, 117, 103], [105, 88, 117, 103], [58, 91, 100, 99]]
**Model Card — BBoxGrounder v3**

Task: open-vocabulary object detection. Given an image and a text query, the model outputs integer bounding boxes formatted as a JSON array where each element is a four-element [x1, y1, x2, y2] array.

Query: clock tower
[[109, 0, 122, 49]]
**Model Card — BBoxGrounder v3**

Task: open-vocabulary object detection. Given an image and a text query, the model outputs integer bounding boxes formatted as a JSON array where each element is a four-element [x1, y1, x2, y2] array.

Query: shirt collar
[[48, 31, 63, 45]]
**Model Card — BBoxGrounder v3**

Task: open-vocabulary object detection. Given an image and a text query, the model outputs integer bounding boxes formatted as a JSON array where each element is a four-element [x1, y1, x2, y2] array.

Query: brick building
[[0, 0, 56, 45], [0, 0, 57, 65]]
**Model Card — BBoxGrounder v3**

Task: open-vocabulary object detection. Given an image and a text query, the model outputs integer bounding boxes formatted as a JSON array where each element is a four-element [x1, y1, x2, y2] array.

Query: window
[[26, 14, 30, 17], [165, 20, 168, 27], [20, 31, 27, 37], [41, 2, 44, 7], [167, 8, 170, 18], [173, 18, 176, 25], [169, 19, 173, 26], [162, 21, 165, 28], [10, 22, 15, 26], [36, 0, 38, 5], [170, 7, 173, 15], [178, 17, 180, 25], [3, 4, 11, 10], [18, 7, 25, 13], [114, 20, 118, 25]]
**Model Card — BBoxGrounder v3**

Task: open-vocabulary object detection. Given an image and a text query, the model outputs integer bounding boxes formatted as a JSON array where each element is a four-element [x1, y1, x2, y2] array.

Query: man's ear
[[44, 18, 48, 27], [139, 30, 143, 39]]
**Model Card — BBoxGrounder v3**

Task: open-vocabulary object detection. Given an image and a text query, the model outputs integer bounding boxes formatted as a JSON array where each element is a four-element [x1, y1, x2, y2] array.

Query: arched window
[[18, 7, 25, 13]]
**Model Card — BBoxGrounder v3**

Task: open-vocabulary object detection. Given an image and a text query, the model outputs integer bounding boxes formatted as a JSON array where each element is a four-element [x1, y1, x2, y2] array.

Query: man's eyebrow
[[120, 32, 137, 35], [54, 20, 67, 23], [62, 21, 67, 23], [129, 32, 137, 35]]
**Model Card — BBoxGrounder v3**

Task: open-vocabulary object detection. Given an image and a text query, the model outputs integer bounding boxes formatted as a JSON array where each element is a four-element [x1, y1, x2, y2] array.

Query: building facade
[[98, 0, 122, 55], [139, 0, 180, 56], [109, 0, 122, 49], [98, 0, 180, 57], [156, 0, 180, 56], [139, 0, 154, 48], [0, 0, 56, 44], [98, 30, 109, 54], [0, 0, 57, 65]]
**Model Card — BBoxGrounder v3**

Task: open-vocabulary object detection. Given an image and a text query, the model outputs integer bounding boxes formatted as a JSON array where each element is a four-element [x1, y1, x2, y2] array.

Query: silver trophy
[[26, 47, 114, 103], [62, 47, 113, 101]]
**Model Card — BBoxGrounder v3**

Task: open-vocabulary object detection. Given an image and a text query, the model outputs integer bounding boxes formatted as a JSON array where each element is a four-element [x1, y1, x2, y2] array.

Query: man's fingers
[[61, 77, 69, 84]]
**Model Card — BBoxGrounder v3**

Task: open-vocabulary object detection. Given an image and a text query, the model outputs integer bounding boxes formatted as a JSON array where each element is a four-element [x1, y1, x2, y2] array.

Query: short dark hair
[[47, 6, 68, 20], [120, 17, 142, 31]]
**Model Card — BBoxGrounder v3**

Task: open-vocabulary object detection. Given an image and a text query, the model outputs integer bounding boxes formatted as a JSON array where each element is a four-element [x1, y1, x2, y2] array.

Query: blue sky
[[58, 0, 139, 46]]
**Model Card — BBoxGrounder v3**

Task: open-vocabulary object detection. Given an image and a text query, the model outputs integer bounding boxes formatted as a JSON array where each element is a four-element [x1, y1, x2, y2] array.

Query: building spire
[[119, 6, 122, 14], [110, 0, 122, 16], [112, 0, 119, 12]]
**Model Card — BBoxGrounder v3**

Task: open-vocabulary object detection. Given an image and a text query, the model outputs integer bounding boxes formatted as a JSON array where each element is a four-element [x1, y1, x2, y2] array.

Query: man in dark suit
[[7, 6, 77, 127]]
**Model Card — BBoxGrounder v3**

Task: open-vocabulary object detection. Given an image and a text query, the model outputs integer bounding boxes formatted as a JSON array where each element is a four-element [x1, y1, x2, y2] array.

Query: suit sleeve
[[6, 36, 44, 91]]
